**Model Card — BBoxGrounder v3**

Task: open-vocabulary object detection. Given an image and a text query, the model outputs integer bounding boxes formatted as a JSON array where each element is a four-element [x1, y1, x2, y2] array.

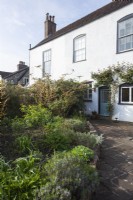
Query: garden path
[[91, 119, 133, 200]]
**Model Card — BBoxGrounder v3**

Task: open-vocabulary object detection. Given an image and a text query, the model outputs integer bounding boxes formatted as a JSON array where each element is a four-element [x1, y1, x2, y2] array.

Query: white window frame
[[117, 14, 133, 53], [84, 82, 92, 101], [42, 49, 51, 77], [121, 86, 133, 104], [73, 34, 86, 62]]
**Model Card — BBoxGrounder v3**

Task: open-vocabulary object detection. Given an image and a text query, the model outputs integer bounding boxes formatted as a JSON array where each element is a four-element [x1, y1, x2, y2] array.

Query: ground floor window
[[120, 84, 133, 104], [84, 82, 92, 101]]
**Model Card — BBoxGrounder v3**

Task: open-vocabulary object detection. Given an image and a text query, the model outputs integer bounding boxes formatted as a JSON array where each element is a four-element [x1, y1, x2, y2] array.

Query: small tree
[[30, 78, 87, 117]]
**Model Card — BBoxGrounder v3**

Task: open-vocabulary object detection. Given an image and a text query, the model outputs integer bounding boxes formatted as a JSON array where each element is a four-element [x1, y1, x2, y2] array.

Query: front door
[[99, 87, 110, 116]]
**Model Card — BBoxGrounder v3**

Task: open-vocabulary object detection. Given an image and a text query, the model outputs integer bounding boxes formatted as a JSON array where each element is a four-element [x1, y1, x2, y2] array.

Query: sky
[[0, 0, 111, 72]]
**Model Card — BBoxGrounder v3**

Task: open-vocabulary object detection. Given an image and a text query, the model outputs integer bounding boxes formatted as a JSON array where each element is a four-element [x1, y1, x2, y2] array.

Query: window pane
[[88, 89, 92, 100], [126, 35, 132, 50], [125, 18, 132, 35], [118, 17, 133, 52], [44, 50, 51, 62], [119, 18, 133, 38], [131, 88, 133, 102], [45, 61, 51, 74], [84, 83, 92, 100], [43, 50, 51, 76], [74, 35, 86, 62], [119, 38, 126, 52], [122, 88, 129, 102], [119, 21, 125, 37]]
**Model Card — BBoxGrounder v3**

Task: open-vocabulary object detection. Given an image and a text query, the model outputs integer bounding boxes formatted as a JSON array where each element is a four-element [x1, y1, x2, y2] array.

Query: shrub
[[0, 80, 8, 119], [15, 135, 33, 155], [5, 84, 33, 118], [0, 117, 12, 133], [21, 104, 52, 129], [71, 145, 94, 161], [11, 104, 52, 132], [41, 149, 99, 200], [44, 131, 71, 151], [68, 131, 103, 149], [63, 118, 87, 132], [31, 78, 87, 117], [11, 117, 26, 132]]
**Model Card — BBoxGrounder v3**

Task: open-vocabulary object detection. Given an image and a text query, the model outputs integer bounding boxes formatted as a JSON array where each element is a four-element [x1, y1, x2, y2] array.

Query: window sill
[[84, 99, 92, 102], [118, 103, 133, 105], [116, 48, 133, 54], [73, 59, 86, 63]]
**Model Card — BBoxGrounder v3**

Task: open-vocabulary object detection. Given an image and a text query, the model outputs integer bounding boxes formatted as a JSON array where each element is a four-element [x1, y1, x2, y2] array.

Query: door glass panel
[[101, 90, 109, 103]]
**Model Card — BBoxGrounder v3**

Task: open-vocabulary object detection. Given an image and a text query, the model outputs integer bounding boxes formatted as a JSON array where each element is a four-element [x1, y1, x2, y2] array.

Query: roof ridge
[[31, 1, 133, 50], [4, 67, 29, 79]]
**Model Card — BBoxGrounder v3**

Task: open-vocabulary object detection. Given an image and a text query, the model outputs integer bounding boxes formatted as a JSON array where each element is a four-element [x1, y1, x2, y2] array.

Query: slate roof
[[0, 71, 12, 78], [31, 1, 133, 50], [4, 67, 29, 82]]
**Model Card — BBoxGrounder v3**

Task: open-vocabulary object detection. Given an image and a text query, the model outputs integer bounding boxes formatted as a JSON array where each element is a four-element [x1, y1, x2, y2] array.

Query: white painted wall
[[30, 3, 133, 122]]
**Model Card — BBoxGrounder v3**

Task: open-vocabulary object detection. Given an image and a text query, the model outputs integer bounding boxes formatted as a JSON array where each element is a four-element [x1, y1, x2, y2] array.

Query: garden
[[0, 78, 103, 200]]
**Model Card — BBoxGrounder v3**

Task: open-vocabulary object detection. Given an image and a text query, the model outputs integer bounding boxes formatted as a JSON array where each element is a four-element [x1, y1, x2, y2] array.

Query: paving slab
[[91, 119, 133, 200]]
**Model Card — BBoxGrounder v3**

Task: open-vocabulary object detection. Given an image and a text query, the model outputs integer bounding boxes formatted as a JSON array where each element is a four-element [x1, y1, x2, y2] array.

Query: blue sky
[[0, 0, 111, 72]]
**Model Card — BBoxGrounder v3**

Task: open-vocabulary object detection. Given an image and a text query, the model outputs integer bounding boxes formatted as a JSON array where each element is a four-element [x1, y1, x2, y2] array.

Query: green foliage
[[0, 80, 8, 119], [21, 104, 52, 128], [91, 62, 133, 116], [0, 152, 43, 200], [42, 149, 99, 200], [0, 117, 12, 133], [11, 104, 52, 132], [31, 78, 87, 117], [68, 131, 103, 149], [5, 84, 33, 118], [71, 145, 94, 161], [92, 67, 113, 87], [63, 118, 87, 132], [30, 77, 56, 107], [15, 135, 33, 155], [12, 117, 26, 132], [91, 62, 133, 87], [44, 131, 71, 151], [119, 64, 133, 83]]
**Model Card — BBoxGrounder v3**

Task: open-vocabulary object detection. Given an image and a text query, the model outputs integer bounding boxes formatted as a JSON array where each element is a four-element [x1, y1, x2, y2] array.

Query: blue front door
[[99, 87, 110, 116]]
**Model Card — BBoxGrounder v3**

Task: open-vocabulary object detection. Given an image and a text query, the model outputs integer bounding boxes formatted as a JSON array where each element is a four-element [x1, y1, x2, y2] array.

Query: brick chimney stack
[[45, 13, 56, 38], [17, 61, 28, 71]]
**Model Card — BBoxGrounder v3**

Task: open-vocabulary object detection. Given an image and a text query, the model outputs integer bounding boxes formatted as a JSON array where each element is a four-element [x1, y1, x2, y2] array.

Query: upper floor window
[[73, 35, 86, 62], [43, 49, 51, 76], [118, 14, 133, 53]]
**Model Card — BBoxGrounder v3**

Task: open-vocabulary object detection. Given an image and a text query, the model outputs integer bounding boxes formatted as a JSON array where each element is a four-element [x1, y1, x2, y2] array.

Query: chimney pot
[[46, 13, 49, 20], [51, 16, 55, 22]]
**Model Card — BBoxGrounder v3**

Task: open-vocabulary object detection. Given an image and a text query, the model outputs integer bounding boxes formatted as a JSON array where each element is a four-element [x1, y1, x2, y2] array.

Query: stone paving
[[91, 119, 133, 200]]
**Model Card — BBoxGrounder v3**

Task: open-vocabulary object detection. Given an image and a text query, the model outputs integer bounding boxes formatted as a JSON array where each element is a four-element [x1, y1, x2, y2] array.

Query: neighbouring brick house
[[0, 61, 29, 86]]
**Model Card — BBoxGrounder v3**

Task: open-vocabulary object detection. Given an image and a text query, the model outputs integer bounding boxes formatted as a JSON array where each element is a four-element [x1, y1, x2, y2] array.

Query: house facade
[[29, 1, 133, 122]]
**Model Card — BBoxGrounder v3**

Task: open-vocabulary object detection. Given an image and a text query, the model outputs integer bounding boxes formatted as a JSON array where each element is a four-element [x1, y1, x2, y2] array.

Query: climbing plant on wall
[[91, 62, 133, 115]]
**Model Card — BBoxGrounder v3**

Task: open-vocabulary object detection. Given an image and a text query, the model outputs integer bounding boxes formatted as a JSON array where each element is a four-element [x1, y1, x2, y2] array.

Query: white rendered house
[[30, 1, 133, 122]]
